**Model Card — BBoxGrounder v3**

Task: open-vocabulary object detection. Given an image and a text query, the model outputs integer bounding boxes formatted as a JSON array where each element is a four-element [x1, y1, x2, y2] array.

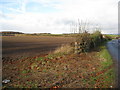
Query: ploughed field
[[2, 36, 75, 60]]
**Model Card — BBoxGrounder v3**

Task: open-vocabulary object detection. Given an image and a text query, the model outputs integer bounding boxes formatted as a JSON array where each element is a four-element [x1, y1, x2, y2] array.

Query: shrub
[[90, 31, 103, 48], [75, 30, 103, 53], [76, 31, 91, 52]]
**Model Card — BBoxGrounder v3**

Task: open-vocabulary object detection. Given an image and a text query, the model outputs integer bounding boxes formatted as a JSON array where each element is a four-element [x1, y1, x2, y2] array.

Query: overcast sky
[[0, 0, 119, 34]]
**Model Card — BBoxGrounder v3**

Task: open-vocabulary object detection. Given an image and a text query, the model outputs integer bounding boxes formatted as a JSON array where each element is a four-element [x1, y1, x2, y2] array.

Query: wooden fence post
[[77, 42, 81, 54], [75, 42, 78, 54], [74, 42, 81, 54]]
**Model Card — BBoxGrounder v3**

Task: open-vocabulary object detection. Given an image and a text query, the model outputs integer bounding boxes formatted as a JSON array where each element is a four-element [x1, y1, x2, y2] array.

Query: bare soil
[[2, 36, 75, 60], [2, 50, 114, 88]]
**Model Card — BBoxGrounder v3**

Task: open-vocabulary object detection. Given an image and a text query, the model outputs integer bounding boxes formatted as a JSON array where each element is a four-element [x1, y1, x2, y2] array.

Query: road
[[107, 39, 119, 61], [106, 39, 120, 88]]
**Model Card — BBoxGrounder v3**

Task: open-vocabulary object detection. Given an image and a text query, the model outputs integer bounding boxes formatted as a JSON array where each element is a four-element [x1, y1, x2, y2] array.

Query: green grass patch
[[99, 46, 113, 69], [97, 45, 115, 87], [86, 44, 116, 88], [36, 52, 66, 61], [105, 34, 119, 38], [36, 57, 45, 61], [21, 70, 30, 74]]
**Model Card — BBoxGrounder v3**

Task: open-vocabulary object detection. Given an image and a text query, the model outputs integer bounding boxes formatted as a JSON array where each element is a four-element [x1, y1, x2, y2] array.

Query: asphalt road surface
[[107, 39, 119, 61]]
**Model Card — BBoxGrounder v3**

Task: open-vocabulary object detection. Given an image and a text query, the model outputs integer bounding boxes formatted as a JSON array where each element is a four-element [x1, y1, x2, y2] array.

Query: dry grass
[[53, 44, 73, 54]]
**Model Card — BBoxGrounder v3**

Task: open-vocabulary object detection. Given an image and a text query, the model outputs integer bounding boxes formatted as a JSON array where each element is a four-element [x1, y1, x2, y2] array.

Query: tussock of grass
[[53, 44, 73, 54]]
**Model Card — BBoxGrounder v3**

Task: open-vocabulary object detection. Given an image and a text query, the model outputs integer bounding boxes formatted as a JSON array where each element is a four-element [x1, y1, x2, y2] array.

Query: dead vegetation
[[53, 44, 74, 54]]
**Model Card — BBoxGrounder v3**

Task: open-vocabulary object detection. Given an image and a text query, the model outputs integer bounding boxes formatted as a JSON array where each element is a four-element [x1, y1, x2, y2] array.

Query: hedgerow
[[75, 30, 103, 53]]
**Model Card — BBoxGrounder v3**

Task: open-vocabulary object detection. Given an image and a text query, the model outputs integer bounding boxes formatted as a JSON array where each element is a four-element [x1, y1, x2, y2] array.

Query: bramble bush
[[76, 31, 91, 52], [90, 31, 103, 48], [75, 30, 103, 53]]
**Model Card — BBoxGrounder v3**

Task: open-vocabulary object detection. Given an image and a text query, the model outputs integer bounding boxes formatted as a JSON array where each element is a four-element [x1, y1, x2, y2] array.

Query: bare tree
[[70, 21, 77, 34], [78, 19, 89, 33], [70, 19, 89, 34]]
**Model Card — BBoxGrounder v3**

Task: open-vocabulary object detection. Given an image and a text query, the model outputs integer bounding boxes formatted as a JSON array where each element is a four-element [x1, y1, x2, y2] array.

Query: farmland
[[2, 35, 116, 88], [2, 36, 75, 60]]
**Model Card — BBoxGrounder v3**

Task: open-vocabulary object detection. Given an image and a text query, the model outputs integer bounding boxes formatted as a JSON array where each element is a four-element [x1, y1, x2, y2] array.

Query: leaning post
[[75, 42, 78, 54]]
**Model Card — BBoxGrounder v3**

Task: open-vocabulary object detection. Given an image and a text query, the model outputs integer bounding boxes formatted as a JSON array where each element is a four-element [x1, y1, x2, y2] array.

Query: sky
[[0, 0, 119, 34]]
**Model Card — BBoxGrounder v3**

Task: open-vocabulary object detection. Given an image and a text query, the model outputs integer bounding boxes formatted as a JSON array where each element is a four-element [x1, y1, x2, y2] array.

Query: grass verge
[[92, 45, 116, 88]]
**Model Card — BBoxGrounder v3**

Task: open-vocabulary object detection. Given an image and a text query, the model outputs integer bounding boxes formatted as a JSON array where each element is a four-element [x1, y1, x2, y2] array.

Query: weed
[[26, 81, 32, 85], [82, 79, 87, 84], [41, 61, 46, 65], [21, 70, 28, 74], [36, 57, 44, 61], [55, 73, 59, 77], [43, 69, 47, 72], [47, 55, 54, 59]]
